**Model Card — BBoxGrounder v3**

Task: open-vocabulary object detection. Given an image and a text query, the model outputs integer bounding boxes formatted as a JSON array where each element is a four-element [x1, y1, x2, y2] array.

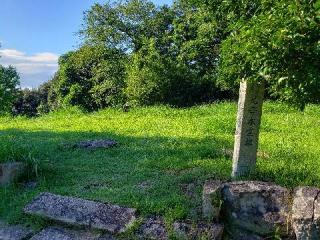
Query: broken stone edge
[[23, 192, 137, 234]]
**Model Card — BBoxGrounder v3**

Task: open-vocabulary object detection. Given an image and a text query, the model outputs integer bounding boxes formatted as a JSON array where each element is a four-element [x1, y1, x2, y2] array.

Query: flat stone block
[[0, 221, 33, 240], [30, 227, 100, 240], [24, 192, 136, 233], [0, 162, 26, 186]]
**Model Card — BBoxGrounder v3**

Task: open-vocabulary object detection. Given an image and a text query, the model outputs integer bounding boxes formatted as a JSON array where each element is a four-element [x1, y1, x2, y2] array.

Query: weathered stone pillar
[[232, 80, 265, 178]]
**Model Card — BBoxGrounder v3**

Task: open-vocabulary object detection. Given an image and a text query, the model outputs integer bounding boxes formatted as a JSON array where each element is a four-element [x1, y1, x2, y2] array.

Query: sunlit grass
[[0, 101, 319, 229]]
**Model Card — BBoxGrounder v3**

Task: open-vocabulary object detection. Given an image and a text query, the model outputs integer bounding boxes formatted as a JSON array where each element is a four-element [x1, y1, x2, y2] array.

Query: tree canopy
[[3, 0, 320, 115], [0, 65, 20, 114]]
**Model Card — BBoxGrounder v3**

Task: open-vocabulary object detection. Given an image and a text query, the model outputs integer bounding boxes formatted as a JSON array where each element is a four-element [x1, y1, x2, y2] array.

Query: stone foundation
[[203, 181, 320, 239], [2, 181, 319, 239]]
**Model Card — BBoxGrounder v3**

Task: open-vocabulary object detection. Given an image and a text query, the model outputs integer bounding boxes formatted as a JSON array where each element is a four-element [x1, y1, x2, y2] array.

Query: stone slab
[[30, 227, 100, 240], [173, 222, 223, 240], [96, 233, 117, 240], [137, 217, 168, 240], [222, 181, 291, 237], [24, 192, 136, 233], [0, 221, 33, 240], [0, 162, 26, 186]]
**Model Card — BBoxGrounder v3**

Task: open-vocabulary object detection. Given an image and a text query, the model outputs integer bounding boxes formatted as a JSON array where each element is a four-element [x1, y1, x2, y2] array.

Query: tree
[[80, 0, 171, 52], [216, 0, 320, 177], [225, 1, 319, 177], [51, 45, 126, 111], [0, 65, 20, 114], [12, 80, 53, 117], [13, 88, 42, 117]]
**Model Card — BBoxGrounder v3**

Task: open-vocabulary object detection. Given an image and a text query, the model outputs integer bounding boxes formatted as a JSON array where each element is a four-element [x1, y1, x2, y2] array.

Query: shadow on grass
[[1, 128, 319, 227], [0, 128, 232, 225]]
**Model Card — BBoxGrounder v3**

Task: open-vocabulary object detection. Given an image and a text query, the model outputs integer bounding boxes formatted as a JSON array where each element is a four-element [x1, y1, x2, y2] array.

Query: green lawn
[[0, 101, 320, 229]]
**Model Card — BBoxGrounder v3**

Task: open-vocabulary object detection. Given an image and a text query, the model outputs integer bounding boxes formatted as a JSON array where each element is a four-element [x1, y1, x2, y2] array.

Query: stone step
[[0, 220, 33, 240], [24, 192, 136, 233], [29, 226, 117, 240], [30, 227, 99, 240]]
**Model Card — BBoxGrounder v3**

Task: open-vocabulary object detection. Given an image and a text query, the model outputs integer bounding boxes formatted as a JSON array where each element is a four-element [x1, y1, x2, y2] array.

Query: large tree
[[196, 0, 320, 177], [52, 45, 126, 110], [80, 0, 173, 52]]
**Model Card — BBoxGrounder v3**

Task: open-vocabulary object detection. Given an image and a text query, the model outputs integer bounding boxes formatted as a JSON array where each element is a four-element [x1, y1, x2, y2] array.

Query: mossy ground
[[0, 101, 319, 229]]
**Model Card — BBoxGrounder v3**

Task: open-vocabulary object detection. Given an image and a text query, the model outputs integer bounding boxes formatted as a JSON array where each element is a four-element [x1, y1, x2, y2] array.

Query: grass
[[0, 101, 320, 230]]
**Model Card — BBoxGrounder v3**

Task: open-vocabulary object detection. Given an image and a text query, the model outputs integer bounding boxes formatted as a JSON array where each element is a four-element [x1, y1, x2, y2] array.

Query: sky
[[0, 0, 172, 88]]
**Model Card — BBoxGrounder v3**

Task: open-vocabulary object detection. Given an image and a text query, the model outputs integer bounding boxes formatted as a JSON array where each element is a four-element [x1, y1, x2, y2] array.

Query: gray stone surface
[[313, 191, 320, 236], [96, 233, 117, 240], [202, 224, 223, 240], [173, 222, 223, 240], [0, 221, 33, 240], [30, 227, 100, 240], [222, 181, 291, 237], [137, 217, 168, 240], [202, 180, 222, 221], [0, 162, 26, 186], [232, 81, 265, 178], [173, 222, 193, 239], [292, 187, 320, 239], [76, 140, 118, 149], [24, 192, 136, 233], [227, 228, 264, 240]]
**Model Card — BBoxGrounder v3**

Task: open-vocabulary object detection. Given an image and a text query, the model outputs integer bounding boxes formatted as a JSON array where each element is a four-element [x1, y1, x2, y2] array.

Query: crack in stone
[[311, 190, 320, 222]]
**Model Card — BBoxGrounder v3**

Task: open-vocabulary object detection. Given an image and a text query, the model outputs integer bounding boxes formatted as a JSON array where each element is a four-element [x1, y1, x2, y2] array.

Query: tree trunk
[[232, 80, 265, 178]]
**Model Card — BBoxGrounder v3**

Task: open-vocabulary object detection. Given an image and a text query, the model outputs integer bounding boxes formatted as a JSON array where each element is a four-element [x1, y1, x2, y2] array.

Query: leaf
[[315, 0, 320, 10]]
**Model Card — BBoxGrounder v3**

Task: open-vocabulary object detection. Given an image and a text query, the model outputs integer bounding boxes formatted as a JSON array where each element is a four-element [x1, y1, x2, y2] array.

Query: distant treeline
[[2, 0, 320, 116]]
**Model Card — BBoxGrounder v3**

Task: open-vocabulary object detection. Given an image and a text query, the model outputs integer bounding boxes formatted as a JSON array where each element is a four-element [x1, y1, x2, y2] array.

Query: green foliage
[[212, 0, 320, 109], [126, 37, 230, 106], [81, 0, 173, 52], [13, 89, 41, 117], [9, 0, 320, 113], [12, 81, 53, 117], [126, 38, 170, 105], [78, 0, 232, 108], [0, 65, 20, 114], [51, 45, 126, 111], [220, 1, 320, 108], [0, 135, 40, 181]]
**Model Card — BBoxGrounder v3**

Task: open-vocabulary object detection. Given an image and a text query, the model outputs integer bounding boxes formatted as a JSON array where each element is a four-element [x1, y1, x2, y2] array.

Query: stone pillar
[[232, 80, 265, 178]]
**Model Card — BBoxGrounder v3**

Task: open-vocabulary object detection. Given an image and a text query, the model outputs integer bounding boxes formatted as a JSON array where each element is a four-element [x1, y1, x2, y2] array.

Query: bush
[[12, 82, 52, 117], [12, 89, 41, 117], [50, 45, 127, 111], [125, 38, 233, 107]]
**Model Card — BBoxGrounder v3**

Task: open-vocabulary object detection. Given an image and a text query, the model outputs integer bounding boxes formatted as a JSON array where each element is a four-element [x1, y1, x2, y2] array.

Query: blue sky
[[0, 0, 172, 88]]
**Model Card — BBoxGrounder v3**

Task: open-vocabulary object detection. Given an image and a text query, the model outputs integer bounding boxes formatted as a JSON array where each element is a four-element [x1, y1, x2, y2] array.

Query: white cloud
[[0, 49, 59, 88]]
